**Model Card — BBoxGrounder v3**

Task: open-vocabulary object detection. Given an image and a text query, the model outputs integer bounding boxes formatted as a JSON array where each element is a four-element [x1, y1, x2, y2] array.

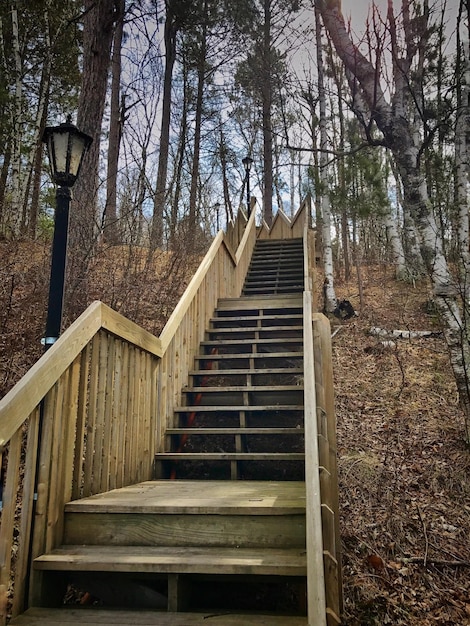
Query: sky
[[341, 0, 459, 41]]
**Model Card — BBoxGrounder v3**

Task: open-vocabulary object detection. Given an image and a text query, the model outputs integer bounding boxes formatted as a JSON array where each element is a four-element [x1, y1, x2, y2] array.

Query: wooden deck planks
[[10, 608, 308, 625], [64, 480, 306, 515], [34, 545, 307, 576]]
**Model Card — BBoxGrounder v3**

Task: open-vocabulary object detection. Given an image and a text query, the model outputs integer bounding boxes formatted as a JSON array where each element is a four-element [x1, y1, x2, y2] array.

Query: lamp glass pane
[[69, 134, 87, 177], [52, 131, 69, 174]]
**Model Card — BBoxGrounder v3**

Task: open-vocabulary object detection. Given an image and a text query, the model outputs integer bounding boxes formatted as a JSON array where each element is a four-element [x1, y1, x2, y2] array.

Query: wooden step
[[201, 338, 303, 348], [242, 287, 303, 295], [62, 480, 306, 548], [206, 325, 303, 335], [210, 315, 303, 328], [155, 453, 304, 462], [179, 389, 303, 408], [9, 608, 308, 625], [167, 427, 304, 435], [216, 295, 302, 309], [189, 367, 304, 376], [34, 545, 307, 576], [249, 253, 303, 260], [174, 405, 304, 413], [183, 385, 303, 393], [194, 352, 303, 361], [64, 480, 306, 514]]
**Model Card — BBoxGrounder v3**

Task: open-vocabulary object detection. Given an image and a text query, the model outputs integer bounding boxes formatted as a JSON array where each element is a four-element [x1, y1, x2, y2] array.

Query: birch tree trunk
[[315, 5, 336, 313], [261, 0, 273, 225], [317, 0, 470, 438], [10, 3, 22, 231], [456, 0, 470, 268], [382, 206, 407, 279], [25, 0, 53, 237]]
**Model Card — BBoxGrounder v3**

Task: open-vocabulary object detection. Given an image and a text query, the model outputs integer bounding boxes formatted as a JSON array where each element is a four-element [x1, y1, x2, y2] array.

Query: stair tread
[[207, 326, 303, 334], [174, 405, 304, 412], [189, 368, 303, 375], [167, 427, 304, 435], [34, 545, 307, 576], [64, 480, 306, 514], [10, 607, 308, 625], [156, 453, 304, 460], [211, 315, 302, 322], [195, 352, 303, 359], [183, 385, 303, 393], [217, 295, 302, 308], [201, 338, 302, 345]]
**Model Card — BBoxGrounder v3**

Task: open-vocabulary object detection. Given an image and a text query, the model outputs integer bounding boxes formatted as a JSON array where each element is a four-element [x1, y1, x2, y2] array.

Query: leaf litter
[[330, 264, 470, 625]]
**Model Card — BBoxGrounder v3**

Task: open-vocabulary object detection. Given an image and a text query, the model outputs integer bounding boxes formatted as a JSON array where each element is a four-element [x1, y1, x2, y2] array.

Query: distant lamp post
[[214, 202, 221, 231], [242, 156, 253, 218], [42, 117, 92, 349]]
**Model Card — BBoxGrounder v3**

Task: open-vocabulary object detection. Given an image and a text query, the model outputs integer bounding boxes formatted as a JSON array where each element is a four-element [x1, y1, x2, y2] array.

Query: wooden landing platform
[[10, 608, 308, 625], [64, 480, 306, 515]]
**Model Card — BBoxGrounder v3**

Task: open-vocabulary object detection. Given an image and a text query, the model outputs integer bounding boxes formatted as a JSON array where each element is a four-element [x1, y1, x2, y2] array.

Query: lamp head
[[43, 117, 93, 188], [242, 156, 253, 173]]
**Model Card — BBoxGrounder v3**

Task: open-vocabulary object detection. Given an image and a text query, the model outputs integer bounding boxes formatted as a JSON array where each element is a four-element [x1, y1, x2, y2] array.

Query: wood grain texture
[[9, 607, 308, 625], [64, 480, 306, 514], [34, 545, 307, 576]]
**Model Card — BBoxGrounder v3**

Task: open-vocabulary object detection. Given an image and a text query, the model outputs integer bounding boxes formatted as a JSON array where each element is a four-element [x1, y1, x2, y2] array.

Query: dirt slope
[[331, 265, 470, 625]]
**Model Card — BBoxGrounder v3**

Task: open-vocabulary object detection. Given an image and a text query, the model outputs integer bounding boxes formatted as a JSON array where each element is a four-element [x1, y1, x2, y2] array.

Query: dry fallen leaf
[[367, 554, 385, 571]]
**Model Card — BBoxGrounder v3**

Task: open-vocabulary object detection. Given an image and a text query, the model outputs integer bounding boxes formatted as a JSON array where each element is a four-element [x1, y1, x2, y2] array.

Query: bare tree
[[103, 0, 125, 244], [68, 0, 116, 314], [317, 0, 470, 438], [315, 5, 337, 312]]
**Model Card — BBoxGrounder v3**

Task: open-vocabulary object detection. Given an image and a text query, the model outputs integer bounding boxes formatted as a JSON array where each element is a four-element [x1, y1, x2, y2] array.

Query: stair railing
[[0, 198, 311, 625], [0, 302, 164, 624], [0, 207, 257, 625], [303, 201, 343, 625]]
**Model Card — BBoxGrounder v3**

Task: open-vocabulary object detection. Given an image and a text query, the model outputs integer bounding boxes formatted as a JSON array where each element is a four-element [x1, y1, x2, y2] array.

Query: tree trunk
[[456, 0, 470, 267], [10, 4, 22, 233], [188, 0, 208, 237], [151, 0, 178, 249], [103, 0, 125, 245], [315, 5, 336, 312], [219, 128, 234, 224], [317, 0, 470, 438], [261, 0, 273, 225], [169, 58, 189, 248], [68, 0, 115, 315]]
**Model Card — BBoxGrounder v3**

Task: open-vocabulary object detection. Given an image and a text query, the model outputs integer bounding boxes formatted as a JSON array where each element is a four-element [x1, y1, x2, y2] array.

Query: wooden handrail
[[0, 302, 162, 449], [0, 198, 321, 625], [303, 291, 327, 626]]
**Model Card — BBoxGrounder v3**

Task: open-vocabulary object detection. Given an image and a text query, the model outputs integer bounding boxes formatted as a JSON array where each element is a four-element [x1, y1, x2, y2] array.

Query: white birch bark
[[382, 207, 406, 279], [317, 0, 470, 439], [456, 2, 470, 268], [10, 3, 22, 230], [315, 5, 337, 313]]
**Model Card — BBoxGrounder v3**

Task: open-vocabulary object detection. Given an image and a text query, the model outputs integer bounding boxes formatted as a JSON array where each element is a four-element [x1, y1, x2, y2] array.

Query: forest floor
[[1, 242, 470, 624], [329, 264, 470, 625]]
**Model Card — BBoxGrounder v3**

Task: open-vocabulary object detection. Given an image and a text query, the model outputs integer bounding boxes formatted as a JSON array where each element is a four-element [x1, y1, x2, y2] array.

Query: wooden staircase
[[156, 299, 305, 481], [3, 208, 341, 625]]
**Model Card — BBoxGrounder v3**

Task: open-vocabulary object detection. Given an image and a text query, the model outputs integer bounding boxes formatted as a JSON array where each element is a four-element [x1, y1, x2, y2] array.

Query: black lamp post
[[242, 156, 253, 218], [42, 117, 92, 349]]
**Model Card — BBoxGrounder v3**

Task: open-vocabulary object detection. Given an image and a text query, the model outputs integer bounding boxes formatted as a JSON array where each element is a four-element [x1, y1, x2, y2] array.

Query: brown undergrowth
[[330, 264, 470, 625], [0, 239, 202, 398], [1, 243, 470, 624]]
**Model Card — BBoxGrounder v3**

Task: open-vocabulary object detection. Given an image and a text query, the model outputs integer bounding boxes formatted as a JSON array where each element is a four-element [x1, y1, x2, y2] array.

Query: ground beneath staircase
[[330, 265, 470, 626]]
